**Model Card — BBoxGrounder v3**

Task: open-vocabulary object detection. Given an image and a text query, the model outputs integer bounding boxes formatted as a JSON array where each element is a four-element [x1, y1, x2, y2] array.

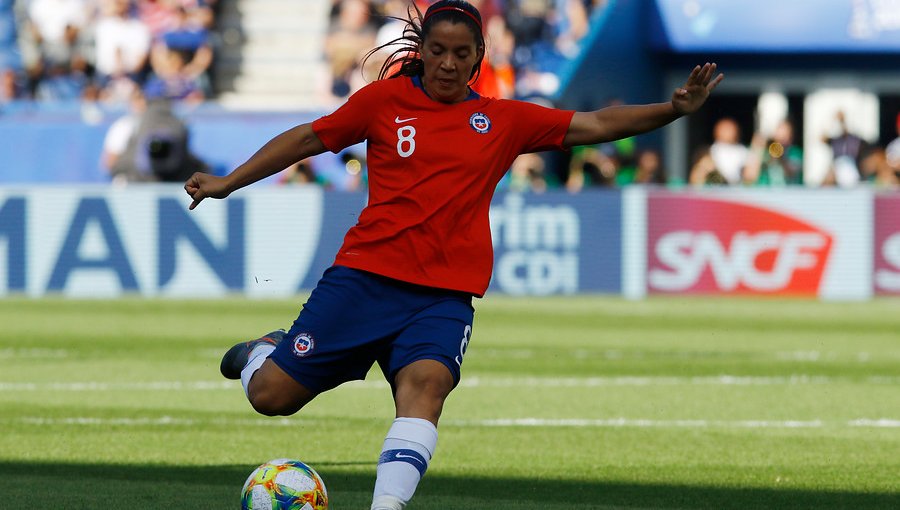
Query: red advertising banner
[[647, 194, 835, 296], [875, 194, 900, 295]]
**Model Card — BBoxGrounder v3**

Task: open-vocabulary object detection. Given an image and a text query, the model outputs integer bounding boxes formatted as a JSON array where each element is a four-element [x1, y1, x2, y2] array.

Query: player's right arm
[[185, 122, 327, 210]]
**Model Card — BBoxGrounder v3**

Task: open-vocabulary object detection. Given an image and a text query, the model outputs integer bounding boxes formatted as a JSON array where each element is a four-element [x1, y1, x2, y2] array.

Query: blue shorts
[[270, 265, 475, 394]]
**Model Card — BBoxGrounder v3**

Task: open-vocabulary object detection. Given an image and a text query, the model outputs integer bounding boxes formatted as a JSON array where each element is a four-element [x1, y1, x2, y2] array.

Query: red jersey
[[311, 76, 574, 296]]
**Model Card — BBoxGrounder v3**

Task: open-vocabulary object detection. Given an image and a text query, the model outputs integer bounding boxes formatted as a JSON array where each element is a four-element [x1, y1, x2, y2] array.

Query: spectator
[[279, 159, 319, 186], [505, 0, 551, 52], [93, 0, 152, 102], [505, 0, 559, 98], [364, 0, 409, 87], [323, 0, 377, 102], [744, 118, 803, 186], [144, 12, 209, 103], [566, 143, 616, 190], [883, 113, 900, 187], [821, 110, 870, 187], [373, 0, 408, 46], [482, 10, 515, 98], [283, 148, 367, 191], [566, 98, 637, 189], [554, 0, 590, 58], [142, 49, 204, 102], [692, 117, 749, 185], [689, 144, 728, 186], [137, 0, 213, 39], [620, 148, 664, 185], [154, 5, 213, 87], [20, 0, 89, 99], [507, 153, 549, 192], [101, 86, 147, 180], [503, 0, 597, 99]]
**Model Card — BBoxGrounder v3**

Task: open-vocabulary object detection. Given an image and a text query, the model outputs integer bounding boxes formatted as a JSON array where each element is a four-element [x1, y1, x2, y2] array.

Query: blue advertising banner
[[0, 187, 621, 297], [488, 191, 622, 295]]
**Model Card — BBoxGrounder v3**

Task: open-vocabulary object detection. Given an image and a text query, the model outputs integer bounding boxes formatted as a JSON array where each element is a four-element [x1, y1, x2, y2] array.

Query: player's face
[[420, 20, 483, 104]]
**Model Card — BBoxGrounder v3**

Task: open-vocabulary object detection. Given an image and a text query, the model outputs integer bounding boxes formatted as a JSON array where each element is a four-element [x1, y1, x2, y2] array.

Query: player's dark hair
[[364, 0, 485, 83]]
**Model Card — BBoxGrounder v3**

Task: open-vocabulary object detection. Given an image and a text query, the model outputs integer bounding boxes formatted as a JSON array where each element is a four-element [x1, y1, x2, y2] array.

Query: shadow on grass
[[0, 461, 897, 510]]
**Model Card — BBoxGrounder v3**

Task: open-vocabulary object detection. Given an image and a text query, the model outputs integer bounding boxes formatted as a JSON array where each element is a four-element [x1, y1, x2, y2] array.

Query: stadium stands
[[1, 0, 899, 188], [215, 0, 329, 109]]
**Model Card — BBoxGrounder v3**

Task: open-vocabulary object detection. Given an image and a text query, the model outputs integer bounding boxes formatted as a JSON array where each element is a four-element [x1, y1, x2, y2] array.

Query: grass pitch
[[1, 296, 898, 509]]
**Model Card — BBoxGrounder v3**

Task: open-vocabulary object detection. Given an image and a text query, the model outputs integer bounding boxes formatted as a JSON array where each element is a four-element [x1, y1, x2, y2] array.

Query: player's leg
[[245, 358, 317, 416], [220, 330, 317, 415], [371, 360, 453, 510], [228, 266, 406, 417], [371, 298, 473, 510], [393, 359, 455, 423]]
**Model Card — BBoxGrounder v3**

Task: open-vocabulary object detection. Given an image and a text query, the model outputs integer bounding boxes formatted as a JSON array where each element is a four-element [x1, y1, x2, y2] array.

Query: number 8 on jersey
[[397, 125, 416, 158]]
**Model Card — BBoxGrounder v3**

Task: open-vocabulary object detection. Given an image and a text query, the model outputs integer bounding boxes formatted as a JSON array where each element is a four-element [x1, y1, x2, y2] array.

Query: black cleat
[[219, 330, 286, 380]]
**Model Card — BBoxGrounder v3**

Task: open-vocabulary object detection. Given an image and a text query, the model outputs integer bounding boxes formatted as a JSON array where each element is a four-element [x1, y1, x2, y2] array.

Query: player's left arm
[[563, 63, 723, 148]]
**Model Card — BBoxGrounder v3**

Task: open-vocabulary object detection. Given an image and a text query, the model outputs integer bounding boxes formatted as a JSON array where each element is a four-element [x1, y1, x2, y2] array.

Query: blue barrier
[[0, 103, 319, 183], [0, 187, 621, 297]]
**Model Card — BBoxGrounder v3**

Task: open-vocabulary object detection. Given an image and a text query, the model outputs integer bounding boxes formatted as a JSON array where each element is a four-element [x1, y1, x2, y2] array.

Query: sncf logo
[[875, 196, 900, 295], [648, 197, 833, 295]]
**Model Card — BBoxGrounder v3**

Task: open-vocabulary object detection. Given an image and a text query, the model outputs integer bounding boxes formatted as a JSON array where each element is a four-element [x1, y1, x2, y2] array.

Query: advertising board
[[0, 187, 622, 297], [875, 194, 900, 295], [646, 190, 871, 300]]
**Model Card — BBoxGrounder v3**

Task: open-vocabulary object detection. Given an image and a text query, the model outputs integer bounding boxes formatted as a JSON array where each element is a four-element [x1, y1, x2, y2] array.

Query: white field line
[[447, 418, 829, 428], [6, 348, 897, 362], [0, 381, 236, 391], [0, 348, 69, 359], [9, 416, 900, 429], [459, 375, 839, 388], [846, 419, 900, 428], [474, 349, 900, 362], [2, 375, 900, 392]]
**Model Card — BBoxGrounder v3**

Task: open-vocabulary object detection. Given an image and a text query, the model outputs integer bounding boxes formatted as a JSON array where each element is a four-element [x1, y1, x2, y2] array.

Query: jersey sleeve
[[507, 100, 575, 154], [311, 83, 380, 154]]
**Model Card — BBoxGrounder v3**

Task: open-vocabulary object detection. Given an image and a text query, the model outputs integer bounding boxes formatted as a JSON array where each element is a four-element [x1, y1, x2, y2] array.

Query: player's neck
[[412, 75, 478, 104]]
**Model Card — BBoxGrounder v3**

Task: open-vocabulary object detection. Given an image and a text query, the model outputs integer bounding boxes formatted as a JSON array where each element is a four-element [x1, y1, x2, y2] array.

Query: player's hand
[[184, 172, 232, 210], [672, 63, 724, 116]]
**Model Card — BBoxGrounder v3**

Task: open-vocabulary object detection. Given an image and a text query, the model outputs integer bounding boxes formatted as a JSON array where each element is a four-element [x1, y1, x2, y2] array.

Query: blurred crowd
[[289, 103, 900, 193], [310, 0, 900, 192], [689, 111, 900, 189], [3, 0, 898, 191], [1, 0, 217, 104], [307, 0, 620, 191], [320, 0, 607, 106]]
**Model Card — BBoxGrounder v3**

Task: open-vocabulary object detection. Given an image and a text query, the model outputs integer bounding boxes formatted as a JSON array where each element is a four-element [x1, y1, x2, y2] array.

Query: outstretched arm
[[184, 123, 328, 210], [563, 63, 724, 148]]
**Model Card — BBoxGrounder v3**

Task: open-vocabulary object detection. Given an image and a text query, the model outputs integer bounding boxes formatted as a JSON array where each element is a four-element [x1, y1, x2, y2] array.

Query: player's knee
[[399, 364, 453, 396], [409, 376, 450, 401], [248, 385, 304, 416], [394, 362, 455, 420]]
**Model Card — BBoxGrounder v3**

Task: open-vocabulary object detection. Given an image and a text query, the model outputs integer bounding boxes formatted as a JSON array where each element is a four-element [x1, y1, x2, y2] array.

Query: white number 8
[[455, 325, 472, 366], [397, 125, 416, 158]]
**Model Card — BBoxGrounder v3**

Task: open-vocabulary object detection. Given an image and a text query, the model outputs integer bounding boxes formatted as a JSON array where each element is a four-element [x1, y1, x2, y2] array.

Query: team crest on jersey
[[469, 112, 491, 134], [292, 333, 315, 357]]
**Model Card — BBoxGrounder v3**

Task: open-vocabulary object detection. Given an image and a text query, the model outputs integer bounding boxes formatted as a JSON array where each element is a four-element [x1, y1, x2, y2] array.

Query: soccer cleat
[[219, 330, 285, 380]]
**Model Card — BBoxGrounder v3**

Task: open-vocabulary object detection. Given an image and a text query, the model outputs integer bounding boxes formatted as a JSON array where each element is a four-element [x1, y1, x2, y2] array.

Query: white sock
[[240, 344, 275, 397], [371, 417, 438, 510]]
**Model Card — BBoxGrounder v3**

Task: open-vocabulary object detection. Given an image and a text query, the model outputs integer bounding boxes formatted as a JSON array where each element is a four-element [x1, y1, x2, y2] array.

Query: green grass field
[[1, 296, 898, 509]]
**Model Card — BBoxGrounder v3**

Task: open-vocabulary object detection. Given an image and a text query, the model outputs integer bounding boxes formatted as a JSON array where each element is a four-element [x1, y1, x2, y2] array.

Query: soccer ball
[[241, 458, 328, 510]]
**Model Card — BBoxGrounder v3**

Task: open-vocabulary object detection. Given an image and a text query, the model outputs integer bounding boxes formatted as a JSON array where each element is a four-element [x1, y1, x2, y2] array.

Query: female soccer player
[[184, 2, 723, 508]]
